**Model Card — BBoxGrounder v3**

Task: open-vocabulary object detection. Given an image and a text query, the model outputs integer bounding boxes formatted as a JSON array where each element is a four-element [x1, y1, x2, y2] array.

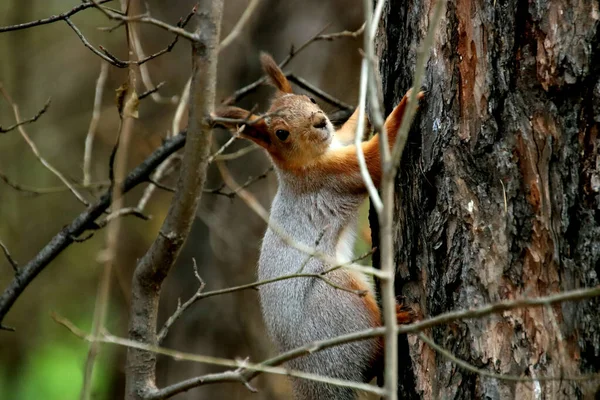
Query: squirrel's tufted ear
[[260, 52, 293, 94], [212, 106, 272, 150]]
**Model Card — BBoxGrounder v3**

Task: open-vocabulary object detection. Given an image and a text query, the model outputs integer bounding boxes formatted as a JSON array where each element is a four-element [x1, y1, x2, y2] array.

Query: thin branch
[[417, 333, 600, 383], [97, 207, 150, 229], [138, 81, 165, 100], [211, 145, 258, 161], [0, 86, 89, 206], [87, 6, 198, 42], [157, 250, 373, 344], [157, 258, 205, 344], [0, 0, 114, 32], [207, 136, 237, 163], [221, 23, 365, 105], [128, 5, 197, 105], [64, 17, 127, 67], [286, 74, 354, 111], [83, 62, 110, 187], [0, 98, 50, 134], [81, 3, 138, 396], [0, 132, 187, 328], [354, 56, 383, 213], [53, 315, 386, 399], [124, 1, 224, 398], [0, 239, 18, 273], [219, 0, 262, 50], [215, 160, 385, 278], [0, 170, 110, 195], [53, 285, 600, 399]]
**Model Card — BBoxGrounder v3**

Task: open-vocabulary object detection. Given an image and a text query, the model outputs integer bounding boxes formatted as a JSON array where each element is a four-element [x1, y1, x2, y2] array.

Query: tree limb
[[0, 132, 187, 328], [124, 1, 224, 398]]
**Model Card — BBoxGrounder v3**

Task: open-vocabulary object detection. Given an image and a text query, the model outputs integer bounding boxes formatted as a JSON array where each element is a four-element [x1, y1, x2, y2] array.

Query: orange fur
[[301, 89, 424, 192], [260, 53, 293, 94], [334, 108, 361, 145], [346, 275, 382, 327], [396, 302, 415, 325]]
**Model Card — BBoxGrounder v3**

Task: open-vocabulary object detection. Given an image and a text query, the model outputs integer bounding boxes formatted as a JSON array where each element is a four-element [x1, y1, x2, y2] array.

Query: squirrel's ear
[[213, 106, 272, 149], [260, 52, 293, 94]]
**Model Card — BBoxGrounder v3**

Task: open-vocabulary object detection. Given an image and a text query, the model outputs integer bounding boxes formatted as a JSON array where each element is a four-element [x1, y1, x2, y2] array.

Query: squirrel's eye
[[309, 97, 317, 104], [276, 129, 290, 141]]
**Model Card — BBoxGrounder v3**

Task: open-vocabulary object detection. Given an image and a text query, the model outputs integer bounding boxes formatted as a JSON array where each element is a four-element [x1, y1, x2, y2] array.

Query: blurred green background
[[0, 1, 364, 398]]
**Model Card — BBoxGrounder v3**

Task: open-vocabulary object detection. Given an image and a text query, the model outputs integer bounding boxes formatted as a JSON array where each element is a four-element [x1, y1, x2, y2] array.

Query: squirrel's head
[[214, 53, 334, 169]]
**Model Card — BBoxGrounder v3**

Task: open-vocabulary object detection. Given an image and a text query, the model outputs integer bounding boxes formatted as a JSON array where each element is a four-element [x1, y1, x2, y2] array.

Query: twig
[[0, 132, 187, 328], [87, 6, 199, 42], [204, 166, 272, 198], [81, 3, 138, 397], [215, 160, 385, 278], [0, 239, 18, 272], [0, 0, 114, 32], [0, 98, 50, 134], [0, 86, 89, 206], [417, 333, 599, 383], [207, 136, 237, 163], [354, 56, 383, 213], [286, 74, 354, 111], [212, 145, 258, 161], [219, 0, 262, 50], [53, 315, 386, 399], [64, 17, 127, 67], [157, 258, 205, 344], [97, 207, 150, 229], [0, 170, 110, 195], [53, 285, 600, 399], [157, 250, 373, 344], [221, 23, 365, 105], [124, 1, 224, 398], [83, 62, 110, 187], [138, 81, 165, 100], [128, 5, 197, 105]]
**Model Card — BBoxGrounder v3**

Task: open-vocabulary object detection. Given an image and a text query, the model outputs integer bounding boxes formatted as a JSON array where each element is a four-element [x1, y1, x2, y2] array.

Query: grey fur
[[258, 167, 379, 400]]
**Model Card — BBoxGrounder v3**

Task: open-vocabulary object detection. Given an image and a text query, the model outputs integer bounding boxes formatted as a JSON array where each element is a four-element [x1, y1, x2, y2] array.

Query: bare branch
[[53, 284, 600, 399], [125, 1, 224, 397], [52, 315, 386, 399], [219, 0, 262, 50], [417, 333, 600, 383], [64, 17, 127, 67], [0, 98, 50, 134], [222, 23, 365, 105], [0, 86, 89, 206], [0, 239, 18, 273], [88, 4, 199, 42], [204, 166, 272, 198], [157, 250, 373, 344], [286, 74, 354, 111], [0, 132, 187, 328], [156, 258, 205, 345], [0, 170, 109, 195], [0, 0, 114, 32], [83, 62, 110, 187], [81, 3, 139, 396], [138, 81, 165, 100]]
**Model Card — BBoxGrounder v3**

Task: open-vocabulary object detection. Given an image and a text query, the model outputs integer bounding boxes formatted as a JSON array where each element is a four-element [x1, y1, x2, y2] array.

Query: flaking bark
[[374, 0, 600, 398]]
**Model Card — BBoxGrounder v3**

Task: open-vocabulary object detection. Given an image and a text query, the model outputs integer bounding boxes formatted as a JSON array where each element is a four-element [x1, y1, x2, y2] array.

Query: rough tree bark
[[374, 0, 600, 398]]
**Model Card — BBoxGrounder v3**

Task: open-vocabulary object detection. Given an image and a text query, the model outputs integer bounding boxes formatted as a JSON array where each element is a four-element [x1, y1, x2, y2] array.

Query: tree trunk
[[374, 0, 600, 398]]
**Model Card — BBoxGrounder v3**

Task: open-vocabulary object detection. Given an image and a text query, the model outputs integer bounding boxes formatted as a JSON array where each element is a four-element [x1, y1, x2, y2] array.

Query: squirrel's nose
[[313, 116, 327, 129]]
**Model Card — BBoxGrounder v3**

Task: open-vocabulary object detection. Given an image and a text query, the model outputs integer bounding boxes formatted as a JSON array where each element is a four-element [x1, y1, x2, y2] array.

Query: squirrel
[[214, 53, 423, 400]]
